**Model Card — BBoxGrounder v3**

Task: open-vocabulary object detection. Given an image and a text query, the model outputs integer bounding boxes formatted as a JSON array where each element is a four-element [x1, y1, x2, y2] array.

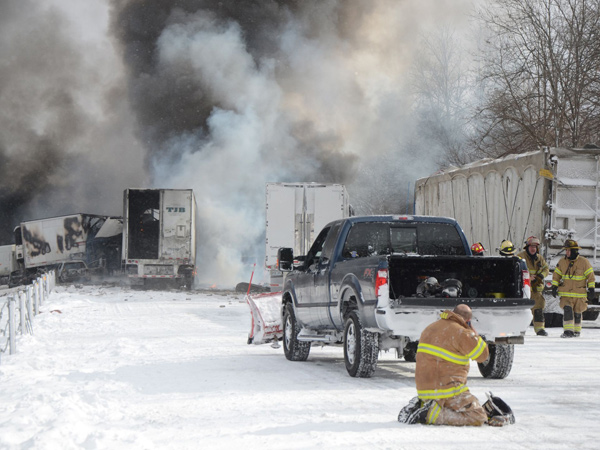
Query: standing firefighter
[[517, 236, 549, 336], [551, 239, 596, 338], [397, 305, 514, 427], [499, 239, 532, 299]]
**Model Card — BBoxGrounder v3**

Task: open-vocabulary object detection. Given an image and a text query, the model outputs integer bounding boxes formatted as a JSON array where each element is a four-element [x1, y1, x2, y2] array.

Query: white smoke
[[146, 1, 477, 287]]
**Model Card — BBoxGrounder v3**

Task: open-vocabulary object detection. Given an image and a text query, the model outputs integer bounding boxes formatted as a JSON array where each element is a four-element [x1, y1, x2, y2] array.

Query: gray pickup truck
[[276, 215, 534, 378]]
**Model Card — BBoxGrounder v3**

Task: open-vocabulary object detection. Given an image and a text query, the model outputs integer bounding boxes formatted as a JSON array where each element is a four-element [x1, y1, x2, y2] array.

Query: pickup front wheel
[[344, 311, 379, 378], [283, 303, 311, 361], [477, 343, 514, 379]]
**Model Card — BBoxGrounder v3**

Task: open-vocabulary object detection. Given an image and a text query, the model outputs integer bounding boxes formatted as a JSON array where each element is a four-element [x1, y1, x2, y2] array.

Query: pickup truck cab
[[277, 215, 533, 378]]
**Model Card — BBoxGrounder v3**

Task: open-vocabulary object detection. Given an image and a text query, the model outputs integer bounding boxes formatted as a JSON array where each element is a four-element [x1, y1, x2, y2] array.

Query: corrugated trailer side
[[415, 150, 549, 256]]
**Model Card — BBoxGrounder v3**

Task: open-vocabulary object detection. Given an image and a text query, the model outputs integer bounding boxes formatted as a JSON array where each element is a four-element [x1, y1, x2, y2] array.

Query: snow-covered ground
[[1, 285, 599, 449]]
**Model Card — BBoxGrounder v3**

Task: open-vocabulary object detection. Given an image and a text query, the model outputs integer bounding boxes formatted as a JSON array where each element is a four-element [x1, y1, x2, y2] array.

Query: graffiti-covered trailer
[[122, 189, 197, 289], [15, 214, 120, 269], [10, 214, 122, 286]]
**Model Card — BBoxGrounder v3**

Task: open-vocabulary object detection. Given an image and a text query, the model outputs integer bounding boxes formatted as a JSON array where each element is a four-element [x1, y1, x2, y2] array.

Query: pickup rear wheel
[[477, 343, 514, 379], [403, 341, 418, 362], [344, 311, 379, 378], [283, 303, 311, 361]]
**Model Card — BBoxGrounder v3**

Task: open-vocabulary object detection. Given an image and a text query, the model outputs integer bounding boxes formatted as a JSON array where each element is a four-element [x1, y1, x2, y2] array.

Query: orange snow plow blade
[[246, 291, 283, 345]]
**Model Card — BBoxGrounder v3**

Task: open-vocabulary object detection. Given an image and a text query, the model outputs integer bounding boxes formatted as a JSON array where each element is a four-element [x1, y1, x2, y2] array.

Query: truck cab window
[[304, 227, 330, 268], [343, 223, 391, 258], [390, 227, 417, 253], [417, 223, 466, 255], [319, 223, 341, 263]]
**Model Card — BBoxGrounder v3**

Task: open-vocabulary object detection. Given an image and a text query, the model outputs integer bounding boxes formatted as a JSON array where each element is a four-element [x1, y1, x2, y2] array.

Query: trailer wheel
[[477, 343, 514, 379], [344, 311, 379, 378], [283, 303, 310, 361]]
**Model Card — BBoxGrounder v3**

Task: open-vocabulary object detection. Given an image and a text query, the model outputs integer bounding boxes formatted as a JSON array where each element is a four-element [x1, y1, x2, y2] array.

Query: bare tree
[[410, 27, 477, 167], [473, 0, 600, 156]]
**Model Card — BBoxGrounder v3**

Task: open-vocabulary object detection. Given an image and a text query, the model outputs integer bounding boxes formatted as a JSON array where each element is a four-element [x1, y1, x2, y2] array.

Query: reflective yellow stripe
[[440, 312, 449, 319], [555, 268, 564, 276], [552, 281, 559, 286], [558, 291, 588, 298], [466, 337, 487, 360], [584, 267, 593, 276], [563, 275, 588, 281], [418, 384, 469, 400], [564, 323, 574, 330], [417, 343, 470, 365], [427, 402, 441, 424], [588, 282, 595, 288]]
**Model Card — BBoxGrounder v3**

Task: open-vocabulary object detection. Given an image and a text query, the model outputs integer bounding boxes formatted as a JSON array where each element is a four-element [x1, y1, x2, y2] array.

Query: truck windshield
[[342, 222, 466, 257]]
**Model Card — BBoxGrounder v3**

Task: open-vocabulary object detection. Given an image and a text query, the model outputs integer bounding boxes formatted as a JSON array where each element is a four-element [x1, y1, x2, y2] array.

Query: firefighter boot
[[398, 397, 420, 423], [533, 308, 547, 336], [574, 313, 582, 337], [561, 306, 575, 338]]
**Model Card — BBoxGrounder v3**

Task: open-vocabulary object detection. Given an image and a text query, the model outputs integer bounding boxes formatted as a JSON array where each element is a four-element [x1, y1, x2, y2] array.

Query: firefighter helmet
[[499, 240, 516, 256], [562, 239, 581, 249], [483, 392, 515, 426], [471, 242, 485, 255], [524, 236, 540, 248], [441, 278, 462, 298], [416, 277, 440, 297]]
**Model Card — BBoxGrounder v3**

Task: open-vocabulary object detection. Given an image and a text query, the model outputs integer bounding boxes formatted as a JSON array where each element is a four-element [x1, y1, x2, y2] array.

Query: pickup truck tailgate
[[375, 296, 534, 341]]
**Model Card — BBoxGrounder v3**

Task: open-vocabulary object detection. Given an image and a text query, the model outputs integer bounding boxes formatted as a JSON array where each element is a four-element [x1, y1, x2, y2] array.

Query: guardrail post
[[8, 296, 16, 355], [33, 281, 39, 315], [36, 278, 42, 307], [26, 286, 33, 319], [40, 277, 45, 305], [19, 292, 26, 335]]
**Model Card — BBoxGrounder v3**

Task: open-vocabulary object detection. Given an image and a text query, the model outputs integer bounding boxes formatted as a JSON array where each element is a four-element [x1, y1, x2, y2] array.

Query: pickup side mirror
[[277, 247, 294, 271]]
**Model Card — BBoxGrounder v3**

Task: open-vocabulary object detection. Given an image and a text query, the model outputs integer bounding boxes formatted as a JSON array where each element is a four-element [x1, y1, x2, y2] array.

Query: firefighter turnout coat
[[517, 250, 549, 297], [552, 255, 595, 300], [416, 310, 489, 399]]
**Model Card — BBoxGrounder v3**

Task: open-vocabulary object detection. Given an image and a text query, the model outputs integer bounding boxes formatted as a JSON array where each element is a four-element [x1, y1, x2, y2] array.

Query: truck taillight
[[522, 270, 531, 287], [375, 269, 388, 296]]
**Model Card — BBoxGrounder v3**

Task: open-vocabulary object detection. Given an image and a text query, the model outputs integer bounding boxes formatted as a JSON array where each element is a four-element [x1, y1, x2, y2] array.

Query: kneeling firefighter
[[397, 305, 515, 426], [517, 236, 549, 336]]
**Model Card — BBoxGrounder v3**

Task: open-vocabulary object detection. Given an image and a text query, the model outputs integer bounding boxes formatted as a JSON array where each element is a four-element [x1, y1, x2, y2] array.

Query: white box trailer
[[0, 244, 16, 284], [414, 146, 600, 320], [265, 182, 351, 291], [122, 189, 196, 289]]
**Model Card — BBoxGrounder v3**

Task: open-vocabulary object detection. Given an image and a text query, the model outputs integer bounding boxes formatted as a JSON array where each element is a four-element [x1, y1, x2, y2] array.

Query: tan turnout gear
[[415, 310, 489, 426], [517, 239, 549, 334], [552, 251, 595, 336]]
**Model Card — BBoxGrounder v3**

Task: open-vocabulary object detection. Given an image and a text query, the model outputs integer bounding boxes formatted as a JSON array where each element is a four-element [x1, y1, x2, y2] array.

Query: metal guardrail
[[0, 271, 55, 364]]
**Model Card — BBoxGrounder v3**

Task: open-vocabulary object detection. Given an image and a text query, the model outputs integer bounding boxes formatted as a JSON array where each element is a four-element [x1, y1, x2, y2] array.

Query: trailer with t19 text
[[122, 189, 197, 289]]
